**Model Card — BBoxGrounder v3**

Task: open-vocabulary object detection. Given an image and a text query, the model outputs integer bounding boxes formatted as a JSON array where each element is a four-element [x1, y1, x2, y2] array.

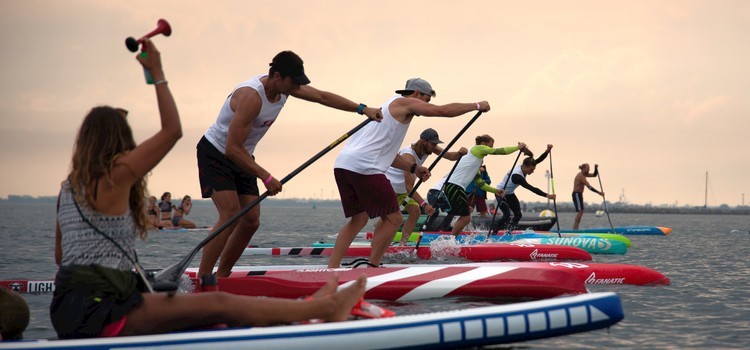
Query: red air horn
[[125, 19, 172, 52]]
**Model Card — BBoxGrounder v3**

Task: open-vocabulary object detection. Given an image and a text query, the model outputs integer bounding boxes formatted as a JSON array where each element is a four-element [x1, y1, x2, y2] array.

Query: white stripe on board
[[398, 266, 518, 301], [337, 266, 449, 291]]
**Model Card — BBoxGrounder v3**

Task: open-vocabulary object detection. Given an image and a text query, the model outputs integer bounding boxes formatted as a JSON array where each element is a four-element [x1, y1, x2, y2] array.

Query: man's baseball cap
[[420, 128, 443, 144], [395, 78, 436, 97], [269, 51, 311, 85]]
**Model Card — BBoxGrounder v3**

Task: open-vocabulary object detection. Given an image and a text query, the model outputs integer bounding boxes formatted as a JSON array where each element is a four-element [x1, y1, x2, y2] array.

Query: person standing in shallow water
[[50, 39, 367, 339], [572, 163, 604, 230], [196, 50, 382, 279]]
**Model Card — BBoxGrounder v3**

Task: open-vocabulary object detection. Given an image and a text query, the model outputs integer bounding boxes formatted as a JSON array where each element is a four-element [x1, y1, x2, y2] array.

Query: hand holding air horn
[[125, 19, 172, 84], [125, 19, 172, 52]]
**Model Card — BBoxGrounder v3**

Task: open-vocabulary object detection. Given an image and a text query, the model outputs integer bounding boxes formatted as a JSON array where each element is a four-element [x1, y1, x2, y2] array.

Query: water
[[1, 201, 749, 348]]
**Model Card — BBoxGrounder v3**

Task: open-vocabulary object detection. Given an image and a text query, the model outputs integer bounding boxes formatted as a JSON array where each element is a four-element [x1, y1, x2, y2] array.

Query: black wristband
[[409, 163, 417, 173]]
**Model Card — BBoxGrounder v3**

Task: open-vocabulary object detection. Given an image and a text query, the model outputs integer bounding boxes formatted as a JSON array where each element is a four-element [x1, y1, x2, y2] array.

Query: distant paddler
[[572, 163, 605, 230]]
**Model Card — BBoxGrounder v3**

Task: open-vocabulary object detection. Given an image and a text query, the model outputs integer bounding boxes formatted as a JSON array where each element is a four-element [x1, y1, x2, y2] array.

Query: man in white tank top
[[196, 51, 383, 278], [382, 128, 467, 246], [328, 78, 491, 268]]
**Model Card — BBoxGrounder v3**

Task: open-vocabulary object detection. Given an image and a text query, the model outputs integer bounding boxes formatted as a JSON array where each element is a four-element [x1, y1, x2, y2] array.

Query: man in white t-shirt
[[328, 78, 490, 268], [196, 51, 382, 278], [382, 129, 467, 246]]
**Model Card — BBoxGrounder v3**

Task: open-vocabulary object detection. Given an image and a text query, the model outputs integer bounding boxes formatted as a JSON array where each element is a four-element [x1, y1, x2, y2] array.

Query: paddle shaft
[[488, 150, 523, 236], [597, 171, 616, 233], [153, 118, 372, 287], [548, 150, 562, 237], [400, 111, 483, 208]]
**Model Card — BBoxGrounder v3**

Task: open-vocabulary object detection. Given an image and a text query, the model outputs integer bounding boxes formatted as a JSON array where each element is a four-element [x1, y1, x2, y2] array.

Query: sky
[[1, 1, 749, 207]]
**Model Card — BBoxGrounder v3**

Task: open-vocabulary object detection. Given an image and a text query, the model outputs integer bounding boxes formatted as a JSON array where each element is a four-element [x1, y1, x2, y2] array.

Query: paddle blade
[[151, 262, 183, 291]]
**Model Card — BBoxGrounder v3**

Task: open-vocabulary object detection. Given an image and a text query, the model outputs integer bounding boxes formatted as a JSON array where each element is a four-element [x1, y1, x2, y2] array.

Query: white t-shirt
[[203, 75, 286, 154], [385, 145, 428, 193], [334, 95, 409, 174]]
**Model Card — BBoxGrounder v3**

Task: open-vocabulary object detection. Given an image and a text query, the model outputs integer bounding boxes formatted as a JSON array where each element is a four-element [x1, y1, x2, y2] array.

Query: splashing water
[[427, 235, 462, 260]]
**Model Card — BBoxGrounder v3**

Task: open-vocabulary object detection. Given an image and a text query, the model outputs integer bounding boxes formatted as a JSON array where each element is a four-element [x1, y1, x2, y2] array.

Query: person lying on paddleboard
[[493, 144, 556, 234], [381, 128, 467, 246], [51, 39, 369, 339], [572, 163, 604, 230], [328, 78, 490, 268]]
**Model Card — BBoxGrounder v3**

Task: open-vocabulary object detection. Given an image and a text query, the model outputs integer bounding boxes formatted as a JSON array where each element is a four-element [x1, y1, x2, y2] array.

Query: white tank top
[[334, 95, 409, 174], [385, 145, 428, 193], [430, 174, 448, 191], [447, 148, 483, 190], [203, 75, 286, 154], [497, 165, 524, 194]]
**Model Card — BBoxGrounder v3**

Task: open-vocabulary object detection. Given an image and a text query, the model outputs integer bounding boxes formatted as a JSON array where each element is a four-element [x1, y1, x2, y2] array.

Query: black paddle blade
[[152, 262, 183, 290]]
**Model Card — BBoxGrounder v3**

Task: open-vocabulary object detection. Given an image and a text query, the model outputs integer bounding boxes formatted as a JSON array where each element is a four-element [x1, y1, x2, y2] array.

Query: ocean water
[[1, 201, 749, 349]]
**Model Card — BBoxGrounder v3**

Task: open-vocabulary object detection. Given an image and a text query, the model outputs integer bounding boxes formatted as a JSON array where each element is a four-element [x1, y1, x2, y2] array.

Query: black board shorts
[[197, 136, 259, 198], [444, 183, 471, 216], [572, 192, 585, 212], [50, 265, 145, 339]]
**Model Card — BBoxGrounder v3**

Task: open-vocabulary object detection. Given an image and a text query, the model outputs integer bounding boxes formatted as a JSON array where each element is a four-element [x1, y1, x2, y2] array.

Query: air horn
[[125, 19, 172, 52], [125, 19, 172, 84]]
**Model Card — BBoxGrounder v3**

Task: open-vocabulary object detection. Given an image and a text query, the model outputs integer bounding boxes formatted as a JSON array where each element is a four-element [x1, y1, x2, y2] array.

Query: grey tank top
[[57, 180, 136, 271]]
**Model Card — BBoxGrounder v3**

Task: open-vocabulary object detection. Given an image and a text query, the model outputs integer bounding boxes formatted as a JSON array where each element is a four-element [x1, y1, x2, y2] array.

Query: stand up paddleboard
[[0, 293, 624, 350], [245, 243, 593, 262]]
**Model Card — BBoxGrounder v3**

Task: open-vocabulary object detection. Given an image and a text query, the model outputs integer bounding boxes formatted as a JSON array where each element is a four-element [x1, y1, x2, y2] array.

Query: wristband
[[264, 174, 273, 185], [357, 103, 367, 115], [475, 102, 481, 110], [420, 200, 427, 207], [153, 79, 168, 85], [409, 163, 417, 174]]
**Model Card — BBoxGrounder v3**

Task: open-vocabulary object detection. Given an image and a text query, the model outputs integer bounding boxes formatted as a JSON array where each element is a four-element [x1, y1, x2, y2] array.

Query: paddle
[[487, 150, 523, 237], [596, 170, 616, 234], [152, 118, 372, 290], [548, 150, 562, 237]]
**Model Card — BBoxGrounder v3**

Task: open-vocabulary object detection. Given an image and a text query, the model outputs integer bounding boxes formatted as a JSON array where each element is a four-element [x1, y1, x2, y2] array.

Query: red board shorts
[[334, 168, 399, 219]]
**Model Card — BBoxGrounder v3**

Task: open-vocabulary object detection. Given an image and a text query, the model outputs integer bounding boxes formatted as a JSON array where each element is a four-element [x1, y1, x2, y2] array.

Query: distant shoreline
[[2, 195, 748, 215]]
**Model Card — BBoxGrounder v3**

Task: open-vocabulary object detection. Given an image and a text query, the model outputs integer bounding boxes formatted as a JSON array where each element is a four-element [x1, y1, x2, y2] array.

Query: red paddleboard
[[210, 265, 587, 301], [189, 261, 669, 287], [244, 243, 592, 262]]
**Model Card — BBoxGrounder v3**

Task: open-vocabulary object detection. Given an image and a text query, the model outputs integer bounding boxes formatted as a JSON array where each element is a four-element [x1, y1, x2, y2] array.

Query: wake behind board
[[0, 293, 623, 350], [250, 243, 593, 262]]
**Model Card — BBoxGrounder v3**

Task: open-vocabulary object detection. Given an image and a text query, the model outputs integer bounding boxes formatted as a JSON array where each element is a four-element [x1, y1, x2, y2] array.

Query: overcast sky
[[1, 1, 748, 207]]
